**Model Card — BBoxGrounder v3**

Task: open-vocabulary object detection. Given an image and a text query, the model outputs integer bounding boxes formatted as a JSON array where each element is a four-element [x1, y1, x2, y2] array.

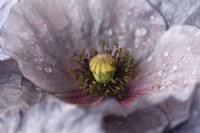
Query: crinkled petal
[[1, 0, 166, 93], [0, 59, 57, 113], [88, 25, 200, 131], [0, 101, 104, 133]]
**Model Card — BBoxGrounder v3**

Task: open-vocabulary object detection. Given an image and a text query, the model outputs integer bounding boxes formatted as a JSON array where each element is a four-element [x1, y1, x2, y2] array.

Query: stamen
[[70, 41, 135, 100]]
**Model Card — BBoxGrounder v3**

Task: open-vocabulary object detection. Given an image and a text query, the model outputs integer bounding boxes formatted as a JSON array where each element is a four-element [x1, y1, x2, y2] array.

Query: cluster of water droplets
[[36, 65, 53, 74], [34, 54, 53, 74]]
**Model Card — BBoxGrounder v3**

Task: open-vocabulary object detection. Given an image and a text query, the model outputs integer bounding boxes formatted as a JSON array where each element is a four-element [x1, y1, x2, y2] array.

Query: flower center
[[70, 41, 134, 99], [89, 54, 116, 84]]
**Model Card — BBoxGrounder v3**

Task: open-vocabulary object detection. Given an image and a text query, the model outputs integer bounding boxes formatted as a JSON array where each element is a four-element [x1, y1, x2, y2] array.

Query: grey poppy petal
[[0, 0, 17, 61], [93, 0, 166, 63], [0, 59, 29, 113], [102, 98, 193, 133], [126, 25, 200, 104], [1, 0, 166, 93], [147, 0, 200, 26], [88, 25, 200, 132], [185, 6, 200, 28], [0, 59, 56, 113], [168, 88, 200, 133], [0, 0, 17, 29], [0, 101, 104, 133]]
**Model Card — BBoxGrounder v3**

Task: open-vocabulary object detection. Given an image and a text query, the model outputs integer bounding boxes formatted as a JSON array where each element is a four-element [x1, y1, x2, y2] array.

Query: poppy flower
[[0, 0, 167, 104], [0, 0, 200, 132]]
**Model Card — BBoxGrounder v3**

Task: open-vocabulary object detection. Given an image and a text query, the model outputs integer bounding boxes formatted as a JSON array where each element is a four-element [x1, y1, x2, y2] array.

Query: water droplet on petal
[[44, 67, 52, 73], [181, 56, 187, 61], [135, 44, 139, 48], [147, 56, 153, 62], [150, 15, 155, 20], [159, 85, 165, 90], [134, 27, 148, 37], [105, 29, 113, 36], [164, 52, 169, 57], [34, 55, 44, 62], [158, 70, 164, 76], [120, 23, 126, 29], [186, 47, 191, 51], [128, 11, 132, 16], [191, 70, 198, 75], [172, 65, 179, 71], [165, 80, 173, 86], [36, 66, 43, 71]]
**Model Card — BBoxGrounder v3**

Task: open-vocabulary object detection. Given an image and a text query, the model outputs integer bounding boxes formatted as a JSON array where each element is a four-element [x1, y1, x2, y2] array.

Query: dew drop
[[163, 64, 167, 67], [165, 80, 173, 86], [135, 44, 139, 48], [147, 56, 153, 62], [34, 55, 44, 62], [181, 56, 187, 61], [172, 64, 179, 71], [164, 52, 169, 57], [186, 47, 191, 51], [191, 70, 198, 75], [158, 70, 164, 76], [128, 11, 132, 16], [134, 27, 148, 37], [36, 66, 43, 71], [44, 67, 52, 73], [105, 29, 113, 36], [120, 23, 125, 28], [150, 15, 155, 20], [159, 85, 165, 90]]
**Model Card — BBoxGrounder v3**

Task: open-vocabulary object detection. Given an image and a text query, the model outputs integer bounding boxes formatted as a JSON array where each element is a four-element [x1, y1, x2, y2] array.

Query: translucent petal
[[89, 26, 200, 131], [1, 0, 166, 93]]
